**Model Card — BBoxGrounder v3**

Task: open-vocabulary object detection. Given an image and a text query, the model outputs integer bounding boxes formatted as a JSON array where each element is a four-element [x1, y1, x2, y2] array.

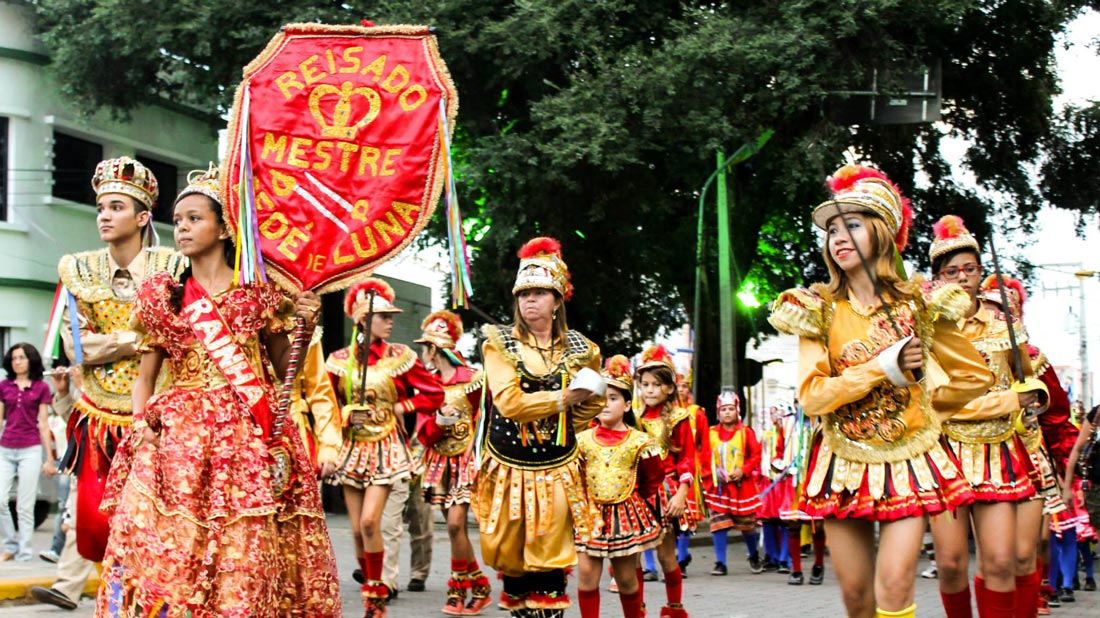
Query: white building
[[0, 0, 219, 355]]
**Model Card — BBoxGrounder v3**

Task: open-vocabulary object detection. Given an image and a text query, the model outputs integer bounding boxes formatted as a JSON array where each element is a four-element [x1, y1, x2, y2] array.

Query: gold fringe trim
[[768, 286, 829, 339], [923, 281, 972, 322]]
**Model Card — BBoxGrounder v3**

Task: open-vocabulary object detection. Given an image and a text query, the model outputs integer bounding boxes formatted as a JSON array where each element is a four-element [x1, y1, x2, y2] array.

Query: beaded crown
[[92, 156, 159, 210]]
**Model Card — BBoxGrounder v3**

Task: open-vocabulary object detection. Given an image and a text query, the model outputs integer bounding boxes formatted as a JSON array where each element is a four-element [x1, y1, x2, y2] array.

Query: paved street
[[2, 512, 1097, 617]]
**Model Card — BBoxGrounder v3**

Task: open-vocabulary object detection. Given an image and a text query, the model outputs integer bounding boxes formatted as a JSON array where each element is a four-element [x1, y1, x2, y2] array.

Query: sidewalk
[[0, 515, 98, 605]]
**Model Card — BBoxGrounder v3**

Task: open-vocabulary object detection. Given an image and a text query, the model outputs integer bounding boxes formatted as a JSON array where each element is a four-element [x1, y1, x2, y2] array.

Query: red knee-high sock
[[788, 530, 803, 572], [451, 558, 468, 574], [365, 551, 384, 581], [358, 557, 366, 573], [620, 590, 643, 617], [468, 557, 480, 571], [578, 588, 600, 618], [1014, 572, 1039, 618], [982, 588, 1016, 616], [941, 585, 973, 618], [974, 576, 987, 617], [812, 528, 826, 567], [664, 567, 683, 605], [636, 566, 645, 601]]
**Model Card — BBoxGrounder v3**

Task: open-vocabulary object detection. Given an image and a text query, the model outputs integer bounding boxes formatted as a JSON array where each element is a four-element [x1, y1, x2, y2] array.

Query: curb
[[0, 576, 99, 605]]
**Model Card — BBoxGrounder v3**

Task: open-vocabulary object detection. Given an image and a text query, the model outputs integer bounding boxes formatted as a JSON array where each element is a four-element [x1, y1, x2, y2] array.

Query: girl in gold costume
[[768, 164, 993, 618], [575, 355, 663, 618]]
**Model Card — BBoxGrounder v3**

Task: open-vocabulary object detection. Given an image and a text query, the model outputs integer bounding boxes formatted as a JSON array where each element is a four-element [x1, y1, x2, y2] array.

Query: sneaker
[[678, 554, 691, 578], [1037, 596, 1051, 616], [788, 571, 804, 585], [1048, 591, 1061, 608], [39, 550, 60, 563], [748, 556, 763, 574], [407, 579, 426, 592], [642, 569, 659, 582], [1060, 588, 1075, 603], [1085, 577, 1097, 591], [0, 551, 13, 562], [710, 562, 727, 576], [609, 577, 619, 593], [30, 586, 78, 611], [464, 595, 493, 615], [800, 544, 810, 557], [809, 564, 824, 585], [353, 568, 365, 584], [761, 559, 779, 572], [920, 564, 938, 579], [776, 564, 791, 574], [441, 596, 465, 616]]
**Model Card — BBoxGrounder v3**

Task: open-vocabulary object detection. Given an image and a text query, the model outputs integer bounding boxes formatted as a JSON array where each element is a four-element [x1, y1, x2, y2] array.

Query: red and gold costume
[[474, 238, 603, 617], [58, 156, 186, 562], [97, 272, 340, 617], [289, 329, 342, 467], [704, 418, 763, 531], [769, 169, 993, 523], [326, 281, 444, 489], [415, 311, 482, 508], [575, 425, 664, 556], [636, 347, 702, 533], [930, 219, 1039, 503]]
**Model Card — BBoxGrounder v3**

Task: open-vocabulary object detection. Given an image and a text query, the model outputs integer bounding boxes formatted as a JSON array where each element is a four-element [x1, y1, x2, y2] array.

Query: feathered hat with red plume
[[344, 277, 401, 323], [414, 310, 464, 350], [812, 164, 914, 253], [603, 354, 634, 393], [512, 237, 573, 300], [929, 214, 981, 264], [981, 274, 1027, 317], [635, 344, 676, 376]]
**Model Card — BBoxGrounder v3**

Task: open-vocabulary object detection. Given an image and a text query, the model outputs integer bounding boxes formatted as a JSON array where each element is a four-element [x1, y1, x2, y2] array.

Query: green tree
[[34, 0, 1100, 408]]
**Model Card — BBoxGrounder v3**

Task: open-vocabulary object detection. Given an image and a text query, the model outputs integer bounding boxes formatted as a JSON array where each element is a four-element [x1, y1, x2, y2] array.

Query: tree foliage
[[33, 0, 1100, 404]]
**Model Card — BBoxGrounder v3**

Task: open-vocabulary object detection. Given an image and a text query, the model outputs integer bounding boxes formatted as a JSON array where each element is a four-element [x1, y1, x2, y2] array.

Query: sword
[[985, 233, 1048, 418], [828, 201, 923, 382]]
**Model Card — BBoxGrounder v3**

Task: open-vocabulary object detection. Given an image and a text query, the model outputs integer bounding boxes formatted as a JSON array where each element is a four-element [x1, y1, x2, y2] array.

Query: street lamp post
[[1074, 268, 1098, 409]]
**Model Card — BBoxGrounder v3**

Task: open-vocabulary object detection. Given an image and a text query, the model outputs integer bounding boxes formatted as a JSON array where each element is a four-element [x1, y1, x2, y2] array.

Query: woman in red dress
[[97, 166, 340, 617]]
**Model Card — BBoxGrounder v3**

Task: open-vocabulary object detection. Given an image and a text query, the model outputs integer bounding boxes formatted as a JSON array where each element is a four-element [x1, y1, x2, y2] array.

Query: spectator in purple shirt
[[0, 342, 56, 561]]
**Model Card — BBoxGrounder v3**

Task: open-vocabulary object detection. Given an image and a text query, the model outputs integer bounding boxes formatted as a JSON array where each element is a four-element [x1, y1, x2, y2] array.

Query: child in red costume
[[704, 391, 763, 575], [636, 345, 697, 618]]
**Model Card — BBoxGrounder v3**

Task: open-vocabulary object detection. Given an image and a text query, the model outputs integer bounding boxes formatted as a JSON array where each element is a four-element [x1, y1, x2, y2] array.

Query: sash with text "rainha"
[[182, 278, 273, 439]]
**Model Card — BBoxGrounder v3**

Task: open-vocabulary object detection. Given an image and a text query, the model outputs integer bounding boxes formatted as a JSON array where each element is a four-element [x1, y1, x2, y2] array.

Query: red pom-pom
[[826, 164, 893, 194], [932, 215, 970, 241], [640, 344, 674, 367], [981, 274, 1028, 311], [361, 19, 375, 27], [895, 200, 914, 251], [517, 237, 563, 259], [604, 354, 632, 380], [421, 310, 464, 342], [344, 278, 395, 316]]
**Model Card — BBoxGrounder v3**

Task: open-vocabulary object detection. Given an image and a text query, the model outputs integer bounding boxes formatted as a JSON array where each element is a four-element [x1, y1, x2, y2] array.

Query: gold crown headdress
[[812, 164, 913, 252], [345, 278, 403, 323], [414, 310, 464, 350], [91, 156, 159, 210], [603, 355, 634, 393], [175, 163, 222, 207]]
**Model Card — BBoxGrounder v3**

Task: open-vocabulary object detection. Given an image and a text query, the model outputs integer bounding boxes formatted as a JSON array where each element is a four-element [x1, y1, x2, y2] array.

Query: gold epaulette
[[668, 406, 694, 429], [768, 285, 831, 339], [1030, 346, 1050, 375], [58, 247, 187, 303], [919, 280, 972, 322], [326, 347, 351, 377]]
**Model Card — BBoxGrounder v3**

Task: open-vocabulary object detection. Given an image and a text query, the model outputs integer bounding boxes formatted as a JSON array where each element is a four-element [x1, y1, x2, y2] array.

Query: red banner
[[223, 24, 458, 294]]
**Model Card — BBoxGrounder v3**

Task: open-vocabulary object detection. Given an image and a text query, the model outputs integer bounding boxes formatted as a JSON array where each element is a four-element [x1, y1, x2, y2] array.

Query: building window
[[0, 117, 8, 221], [138, 155, 179, 224], [52, 132, 103, 206], [0, 327, 9, 357]]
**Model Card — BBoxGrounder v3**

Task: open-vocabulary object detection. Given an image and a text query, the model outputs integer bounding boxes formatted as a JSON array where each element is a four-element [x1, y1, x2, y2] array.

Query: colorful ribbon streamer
[[42, 282, 66, 360], [233, 88, 268, 286], [438, 98, 473, 308], [65, 289, 84, 364]]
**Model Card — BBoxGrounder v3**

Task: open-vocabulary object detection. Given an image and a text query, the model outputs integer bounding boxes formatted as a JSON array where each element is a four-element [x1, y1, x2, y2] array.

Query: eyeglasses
[[938, 263, 981, 279]]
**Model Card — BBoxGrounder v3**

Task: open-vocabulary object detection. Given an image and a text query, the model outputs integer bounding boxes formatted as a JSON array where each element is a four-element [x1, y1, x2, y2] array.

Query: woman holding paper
[[475, 237, 604, 618]]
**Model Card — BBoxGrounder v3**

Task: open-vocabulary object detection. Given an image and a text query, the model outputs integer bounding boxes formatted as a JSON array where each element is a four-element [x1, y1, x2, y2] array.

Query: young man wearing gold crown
[[29, 157, 186, 611], [327, 278, 444, 618], [415, 310, 493, 615], [928, 215, 1049, 618], [475, 237, 603, 618]]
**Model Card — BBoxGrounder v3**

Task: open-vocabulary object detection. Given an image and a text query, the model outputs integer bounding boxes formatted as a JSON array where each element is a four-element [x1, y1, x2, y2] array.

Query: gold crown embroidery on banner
[[309, 81, 382, 140]]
